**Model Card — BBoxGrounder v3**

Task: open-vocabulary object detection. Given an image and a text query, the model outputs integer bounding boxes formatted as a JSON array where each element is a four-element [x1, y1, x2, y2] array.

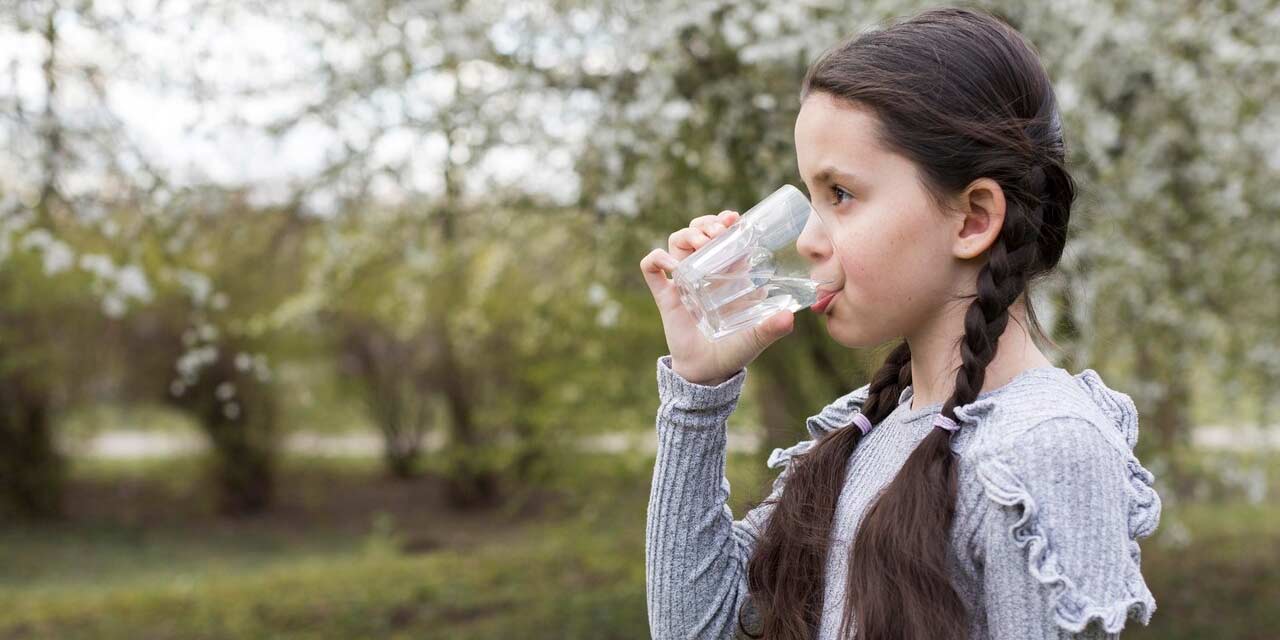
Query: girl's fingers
[[691, 218, 726, 237], [688, 214, 722, 230], [693, 210, 738, 236], [640, 248, 681, 297], [669, 211, 740, 260], [668, 227, 711, 259]]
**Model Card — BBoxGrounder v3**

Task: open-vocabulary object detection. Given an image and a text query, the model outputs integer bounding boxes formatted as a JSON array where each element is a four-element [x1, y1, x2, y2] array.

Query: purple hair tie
[[933, 413, 960, 433], [852, 413, 873, 436]]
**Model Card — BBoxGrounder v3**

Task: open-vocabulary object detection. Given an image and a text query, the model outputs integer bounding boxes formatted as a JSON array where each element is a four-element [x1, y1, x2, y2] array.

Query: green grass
[[0, 451, 666, 639], [0, 523, 647, 640], [0, 449, 1276, 639]]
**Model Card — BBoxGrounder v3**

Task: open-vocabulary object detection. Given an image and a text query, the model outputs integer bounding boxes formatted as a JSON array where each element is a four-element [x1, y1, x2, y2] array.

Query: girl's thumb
[[751, 310, 795, 349]]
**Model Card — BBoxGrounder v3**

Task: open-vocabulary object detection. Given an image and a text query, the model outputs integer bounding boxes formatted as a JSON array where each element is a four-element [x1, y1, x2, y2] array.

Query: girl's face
[[794, 92, 970, 348]]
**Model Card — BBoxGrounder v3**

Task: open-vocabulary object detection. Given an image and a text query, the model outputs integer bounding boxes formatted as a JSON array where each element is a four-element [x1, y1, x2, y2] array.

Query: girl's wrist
[[671, 361, 731, 387]]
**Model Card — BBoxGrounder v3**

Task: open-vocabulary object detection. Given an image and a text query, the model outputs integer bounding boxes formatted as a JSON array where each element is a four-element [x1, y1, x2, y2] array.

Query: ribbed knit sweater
[[646, 354, 1162, 639]]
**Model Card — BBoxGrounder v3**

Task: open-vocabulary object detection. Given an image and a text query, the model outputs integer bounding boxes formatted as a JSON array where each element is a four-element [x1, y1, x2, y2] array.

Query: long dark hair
[[740, 8, 1076, 640]]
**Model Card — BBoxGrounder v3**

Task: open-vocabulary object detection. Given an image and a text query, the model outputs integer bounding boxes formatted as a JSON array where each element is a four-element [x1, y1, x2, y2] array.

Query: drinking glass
[[671, 185, 834, 341]]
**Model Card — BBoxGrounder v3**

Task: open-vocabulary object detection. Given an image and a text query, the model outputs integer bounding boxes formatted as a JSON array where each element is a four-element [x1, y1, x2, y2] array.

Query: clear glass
[[672, 185, 835, 341]]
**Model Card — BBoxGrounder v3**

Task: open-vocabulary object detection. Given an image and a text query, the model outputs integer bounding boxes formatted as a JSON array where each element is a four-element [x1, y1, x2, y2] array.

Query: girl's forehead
[[795, 94, 886, 180]]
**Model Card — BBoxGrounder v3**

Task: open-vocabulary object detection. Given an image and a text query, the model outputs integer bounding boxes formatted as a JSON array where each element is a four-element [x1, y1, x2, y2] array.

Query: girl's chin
[[823, 315, 880, 349]]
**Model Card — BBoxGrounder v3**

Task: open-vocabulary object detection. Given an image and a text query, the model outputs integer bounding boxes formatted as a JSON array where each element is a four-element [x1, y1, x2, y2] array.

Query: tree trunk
[[165, 346, 278, 516], [436, 328, 499, 509], [202, 395, 277, 516], [1135, 338, 1193, 498], [0, 379, 63, 518], [340, 322, 429, 480], [753, 313, 863, 455]]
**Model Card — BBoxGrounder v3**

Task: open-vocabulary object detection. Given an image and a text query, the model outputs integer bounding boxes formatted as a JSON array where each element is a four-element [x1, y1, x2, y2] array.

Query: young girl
[[638, 8, 1161, 640]]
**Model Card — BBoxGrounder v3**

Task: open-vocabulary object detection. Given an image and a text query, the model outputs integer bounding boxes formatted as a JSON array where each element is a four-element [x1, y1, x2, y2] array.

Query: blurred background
[[0, 0, 1276, 638]]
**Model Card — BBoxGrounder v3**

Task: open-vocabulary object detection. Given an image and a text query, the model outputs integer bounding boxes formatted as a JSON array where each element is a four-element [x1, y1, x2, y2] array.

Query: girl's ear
[[952, 177, 1006, 260]]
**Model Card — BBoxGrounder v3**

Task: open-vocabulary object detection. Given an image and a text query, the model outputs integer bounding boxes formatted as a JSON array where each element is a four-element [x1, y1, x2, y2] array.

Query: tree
[[235, 1, 618, 505], [0, 0, 167, 515]]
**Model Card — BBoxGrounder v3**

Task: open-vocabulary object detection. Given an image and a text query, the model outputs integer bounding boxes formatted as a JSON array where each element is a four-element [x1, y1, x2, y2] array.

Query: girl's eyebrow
[[812, 166, 866, 188]]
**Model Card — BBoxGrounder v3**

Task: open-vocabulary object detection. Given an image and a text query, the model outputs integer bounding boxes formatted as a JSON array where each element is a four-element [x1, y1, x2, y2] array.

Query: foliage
[[1, 0, 1276, 514]]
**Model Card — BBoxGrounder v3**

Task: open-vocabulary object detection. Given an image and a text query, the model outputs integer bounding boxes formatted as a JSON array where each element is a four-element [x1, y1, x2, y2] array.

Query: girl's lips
[[812, 290, 839, 314]]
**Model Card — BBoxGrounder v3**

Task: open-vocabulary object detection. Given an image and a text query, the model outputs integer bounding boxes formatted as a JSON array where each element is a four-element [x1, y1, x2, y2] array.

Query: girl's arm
[[645, 354, 790, 640]]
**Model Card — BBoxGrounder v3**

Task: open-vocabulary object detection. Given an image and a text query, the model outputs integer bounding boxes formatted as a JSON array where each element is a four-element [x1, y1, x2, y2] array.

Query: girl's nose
[[796, 208, 833, 264]]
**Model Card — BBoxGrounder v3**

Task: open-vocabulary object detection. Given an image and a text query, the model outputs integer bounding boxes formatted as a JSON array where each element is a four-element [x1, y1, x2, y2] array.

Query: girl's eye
[[830, 185, 853, 206]]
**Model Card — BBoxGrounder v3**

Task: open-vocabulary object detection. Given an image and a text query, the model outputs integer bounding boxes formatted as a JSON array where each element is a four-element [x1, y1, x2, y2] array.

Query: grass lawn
[[0, 447, 1276, 639]]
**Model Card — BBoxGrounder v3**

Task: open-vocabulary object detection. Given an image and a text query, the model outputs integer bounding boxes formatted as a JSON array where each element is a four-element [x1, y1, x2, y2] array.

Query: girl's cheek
[[835, 240, 866, 280], [844, 253, 890, 303]]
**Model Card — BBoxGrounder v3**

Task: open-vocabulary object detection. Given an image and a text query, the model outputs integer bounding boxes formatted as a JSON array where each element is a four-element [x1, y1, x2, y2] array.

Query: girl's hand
[[639, 210, 795, 386]]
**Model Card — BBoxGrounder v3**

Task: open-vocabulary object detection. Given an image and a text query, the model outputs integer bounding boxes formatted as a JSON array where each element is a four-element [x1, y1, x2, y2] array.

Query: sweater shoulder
[[951, 367, 1137, 462]]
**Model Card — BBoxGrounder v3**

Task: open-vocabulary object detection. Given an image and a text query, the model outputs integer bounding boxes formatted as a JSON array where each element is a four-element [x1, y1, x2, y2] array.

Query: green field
[[0, 449, 1276, 639]]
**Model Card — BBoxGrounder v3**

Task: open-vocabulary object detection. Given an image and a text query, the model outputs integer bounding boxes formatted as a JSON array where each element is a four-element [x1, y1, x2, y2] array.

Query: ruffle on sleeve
[[1072, 369, 1162, 541], [803, 383, 872, 440], [765, 439, 813, 471], [764, 383, 872, 472], [973, 411, 1161, 635]]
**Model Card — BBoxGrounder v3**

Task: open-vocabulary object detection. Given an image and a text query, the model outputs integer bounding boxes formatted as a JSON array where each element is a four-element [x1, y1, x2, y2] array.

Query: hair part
[[741, 8, 1076, 639]]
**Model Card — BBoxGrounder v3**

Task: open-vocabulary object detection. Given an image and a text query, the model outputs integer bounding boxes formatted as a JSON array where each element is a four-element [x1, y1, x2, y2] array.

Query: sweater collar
[[804, 367, 1139, 453]]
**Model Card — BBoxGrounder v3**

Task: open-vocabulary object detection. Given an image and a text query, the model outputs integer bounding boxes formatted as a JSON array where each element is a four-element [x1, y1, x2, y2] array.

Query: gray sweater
[[646, 354, 1161, 639]]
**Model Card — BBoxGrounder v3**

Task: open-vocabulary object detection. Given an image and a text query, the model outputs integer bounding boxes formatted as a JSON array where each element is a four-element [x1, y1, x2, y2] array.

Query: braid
[[740, 342, 913, 639], [859, 340, 913, 423], [943, 166, 1047, 418]]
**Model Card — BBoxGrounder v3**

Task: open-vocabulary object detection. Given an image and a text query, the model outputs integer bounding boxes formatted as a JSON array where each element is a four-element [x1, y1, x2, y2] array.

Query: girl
[[638, 7, 1161, 640]]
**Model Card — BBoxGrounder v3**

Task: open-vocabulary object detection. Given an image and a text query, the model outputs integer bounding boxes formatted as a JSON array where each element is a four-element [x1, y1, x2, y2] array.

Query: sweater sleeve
[[974, 416, 1159, 639], [645, 354, 793, 640]]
